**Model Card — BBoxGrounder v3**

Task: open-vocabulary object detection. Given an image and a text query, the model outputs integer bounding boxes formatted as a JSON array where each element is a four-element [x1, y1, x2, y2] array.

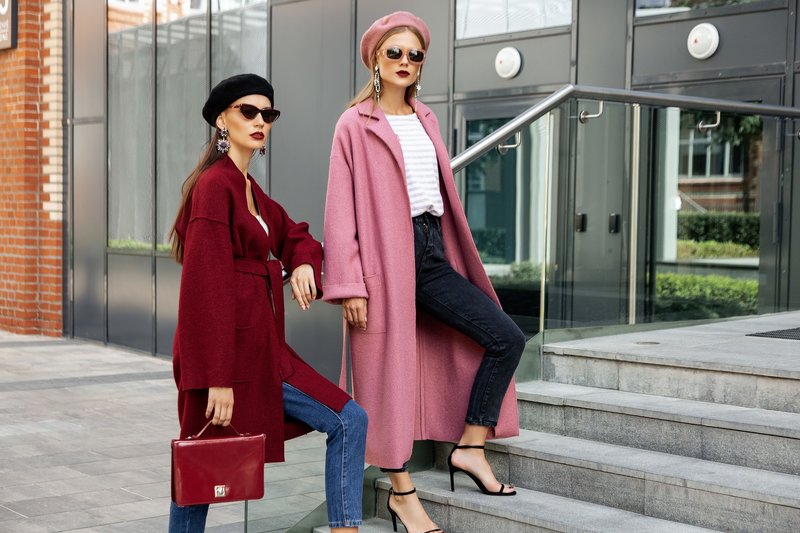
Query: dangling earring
[[415, 71, 421, 99], [373, 65, 381, 102], [258, 144, 267, 157], [216, 128, 230, 153]]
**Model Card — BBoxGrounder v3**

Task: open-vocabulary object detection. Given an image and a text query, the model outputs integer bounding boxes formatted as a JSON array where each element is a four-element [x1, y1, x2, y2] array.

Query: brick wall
[[0, 1, 64, 335]]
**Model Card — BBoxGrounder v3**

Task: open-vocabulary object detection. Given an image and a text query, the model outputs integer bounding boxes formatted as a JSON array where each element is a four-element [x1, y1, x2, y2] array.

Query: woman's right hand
[[342, 297, 368, 331], [206, 387, 234, 426]]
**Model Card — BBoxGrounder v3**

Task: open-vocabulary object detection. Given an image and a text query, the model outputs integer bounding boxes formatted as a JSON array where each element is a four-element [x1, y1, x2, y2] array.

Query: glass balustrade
[[455, 96, 789, 380]]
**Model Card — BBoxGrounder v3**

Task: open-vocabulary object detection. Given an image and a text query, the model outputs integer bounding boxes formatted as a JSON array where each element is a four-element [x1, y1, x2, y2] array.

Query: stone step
[[434, 430, 800, 532], [370, 471, 717, 533], [314, 518, 396, 532], [541, 313, 800, 412], [515, 381, 800, 475]]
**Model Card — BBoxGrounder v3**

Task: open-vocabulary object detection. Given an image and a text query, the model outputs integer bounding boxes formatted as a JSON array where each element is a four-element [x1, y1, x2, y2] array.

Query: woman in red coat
[[324, 12, 525, 533], [168, 74, 366, 533]]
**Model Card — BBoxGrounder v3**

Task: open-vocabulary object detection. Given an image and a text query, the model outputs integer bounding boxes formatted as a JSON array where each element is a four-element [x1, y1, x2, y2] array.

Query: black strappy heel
[[387, 488, 444, 533], [447, 444, 517, 496]]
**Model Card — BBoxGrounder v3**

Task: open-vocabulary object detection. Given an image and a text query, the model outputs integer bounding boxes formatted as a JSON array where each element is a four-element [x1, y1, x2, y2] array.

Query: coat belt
[[233, 258, 285, 345]]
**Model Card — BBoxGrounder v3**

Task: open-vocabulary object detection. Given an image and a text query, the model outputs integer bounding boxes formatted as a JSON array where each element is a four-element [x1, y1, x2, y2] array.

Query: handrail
[[451, 83, 800, 173]]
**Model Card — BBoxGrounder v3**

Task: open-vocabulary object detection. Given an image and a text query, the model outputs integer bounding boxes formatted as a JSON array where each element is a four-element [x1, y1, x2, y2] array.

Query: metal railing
[[450, 83, 800, 173]]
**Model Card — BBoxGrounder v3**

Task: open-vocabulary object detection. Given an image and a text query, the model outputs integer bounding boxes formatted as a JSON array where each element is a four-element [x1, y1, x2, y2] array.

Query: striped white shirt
[[385, 113, 444, 217]]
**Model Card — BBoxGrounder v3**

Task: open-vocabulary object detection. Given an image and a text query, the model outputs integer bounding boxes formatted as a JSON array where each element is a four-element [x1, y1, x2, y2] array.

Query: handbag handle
[[188, 420, 249, 440]]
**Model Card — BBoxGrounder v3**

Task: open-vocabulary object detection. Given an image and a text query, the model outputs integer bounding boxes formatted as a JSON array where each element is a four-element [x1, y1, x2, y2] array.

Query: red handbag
[[171, 420, 266, 506]]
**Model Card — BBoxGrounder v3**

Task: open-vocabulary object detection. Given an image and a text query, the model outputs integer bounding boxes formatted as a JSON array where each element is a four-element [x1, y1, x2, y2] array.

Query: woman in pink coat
[[324, 12, 525, 533], [169, 74, 366, 532]]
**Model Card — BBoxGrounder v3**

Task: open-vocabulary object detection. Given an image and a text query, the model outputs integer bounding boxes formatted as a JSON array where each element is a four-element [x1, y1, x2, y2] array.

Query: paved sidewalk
[[0, 331, 327, 532]]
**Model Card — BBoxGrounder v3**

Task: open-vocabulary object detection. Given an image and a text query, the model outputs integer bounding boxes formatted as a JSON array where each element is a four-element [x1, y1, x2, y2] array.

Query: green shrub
[[489, 261, 541, 288], [655, 272, 757, 320], [676, 239, 758, 260], [108, 239, 151, 250], [472, 228, 506, 263], [677, 212, 759, 249]]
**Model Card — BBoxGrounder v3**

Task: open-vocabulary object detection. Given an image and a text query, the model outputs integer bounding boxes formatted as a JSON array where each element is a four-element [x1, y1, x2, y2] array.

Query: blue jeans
[[169, 382, 367, 532], [413, 212, 525, 427]]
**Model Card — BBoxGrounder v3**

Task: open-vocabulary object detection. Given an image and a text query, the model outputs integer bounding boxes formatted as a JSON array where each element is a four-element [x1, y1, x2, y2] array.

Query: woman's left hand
[[290, 263, 317, 310]]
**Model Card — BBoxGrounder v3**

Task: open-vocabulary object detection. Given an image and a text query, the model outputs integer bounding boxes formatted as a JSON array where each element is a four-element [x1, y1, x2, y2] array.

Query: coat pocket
[[357, 274, 386, 334]]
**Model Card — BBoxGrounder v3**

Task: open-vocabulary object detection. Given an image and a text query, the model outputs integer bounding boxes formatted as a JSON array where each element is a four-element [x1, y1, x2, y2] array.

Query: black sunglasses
[[382, 46, 425, 64], [231, 103, 281, 123]]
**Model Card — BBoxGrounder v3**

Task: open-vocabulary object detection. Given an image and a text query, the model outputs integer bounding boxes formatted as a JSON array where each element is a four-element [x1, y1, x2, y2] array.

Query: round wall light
[[495, 47, 522, 79], [687, 23, 719, 60]]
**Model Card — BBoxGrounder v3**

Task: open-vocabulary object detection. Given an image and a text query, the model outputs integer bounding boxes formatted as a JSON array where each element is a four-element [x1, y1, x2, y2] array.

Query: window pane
[[108, 1, 154, 250], [651, 107, 763, 322], [211, 0, 269, 185], [456, 0, 572, 40], [155, 3, 209, 249], [635, 0, 767, 17]]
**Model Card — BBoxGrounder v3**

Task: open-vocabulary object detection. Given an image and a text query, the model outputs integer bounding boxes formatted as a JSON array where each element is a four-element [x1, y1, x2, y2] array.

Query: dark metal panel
[[632, 9, 788, 84], [270, 0, 352, 383], [108, 254, 153, 352], [791, 117, 800, 309], [73, 0, 105, 119], [426, 102, 449, 153], [640, 77, 784, 105], [156, 256, 181, 356], [454, 34, 571, 94], [355, 0, 450, 98], [73, 123, 105, 341], [576, 0, 627, 88], [270, 0, 350, 234]]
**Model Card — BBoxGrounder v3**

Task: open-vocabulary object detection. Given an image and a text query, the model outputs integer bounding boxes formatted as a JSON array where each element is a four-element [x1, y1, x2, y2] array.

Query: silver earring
[[216, 128, 230, 153], [258, 144, 266, 157], [373, 65, 381, 102], [415, 72, 421, 98]]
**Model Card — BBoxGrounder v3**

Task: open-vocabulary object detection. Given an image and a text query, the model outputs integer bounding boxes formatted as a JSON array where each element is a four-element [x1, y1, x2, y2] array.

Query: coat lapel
[[356, 99, 406, 175]]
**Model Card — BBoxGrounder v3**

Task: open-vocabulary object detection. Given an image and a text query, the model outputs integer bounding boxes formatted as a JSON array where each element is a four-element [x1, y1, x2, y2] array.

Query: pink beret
[[360, 11, 431, 69]]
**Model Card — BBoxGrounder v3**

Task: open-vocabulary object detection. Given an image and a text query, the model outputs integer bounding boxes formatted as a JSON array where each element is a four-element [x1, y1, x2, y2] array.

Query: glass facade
[[107, 0, 268, 251], [108, 0, 155, 249], [456, 0, 571, 40]]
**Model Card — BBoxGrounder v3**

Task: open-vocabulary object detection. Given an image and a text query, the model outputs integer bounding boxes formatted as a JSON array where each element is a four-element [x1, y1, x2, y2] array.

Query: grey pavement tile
[[119, 482, 170, 500], [1, 465, 88, 488], [94, 442, 169, 460], [245, 494, 323, 520], [244, 511, 310, 532]]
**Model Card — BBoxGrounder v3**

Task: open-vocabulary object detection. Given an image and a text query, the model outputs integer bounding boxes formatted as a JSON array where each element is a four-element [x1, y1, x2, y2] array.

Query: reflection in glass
[[456, 0, 572, 40], [155, 3, 209, 249], [635, 0, 766, 17], [464, 117, 551, 334], [649, 108, 762, 321], [211, 0, 269, 185], [108, 0, 155, 249]]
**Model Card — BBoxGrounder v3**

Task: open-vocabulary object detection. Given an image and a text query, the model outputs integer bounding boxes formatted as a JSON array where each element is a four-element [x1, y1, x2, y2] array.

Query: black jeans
[[413, 212, 524, 427]]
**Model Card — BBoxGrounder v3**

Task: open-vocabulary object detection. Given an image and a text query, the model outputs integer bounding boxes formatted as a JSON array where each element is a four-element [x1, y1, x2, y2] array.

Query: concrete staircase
[[317, 313, 800, 532]]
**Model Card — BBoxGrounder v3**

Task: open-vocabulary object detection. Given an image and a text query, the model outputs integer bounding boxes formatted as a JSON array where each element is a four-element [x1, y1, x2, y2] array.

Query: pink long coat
[[323, 100, 519, 469]]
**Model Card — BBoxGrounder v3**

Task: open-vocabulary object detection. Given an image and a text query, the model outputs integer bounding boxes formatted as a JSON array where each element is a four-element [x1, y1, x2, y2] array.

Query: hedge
[[655, 272, 757, 320], [676, 239, 758, 260], [677, 212, 759, 249]]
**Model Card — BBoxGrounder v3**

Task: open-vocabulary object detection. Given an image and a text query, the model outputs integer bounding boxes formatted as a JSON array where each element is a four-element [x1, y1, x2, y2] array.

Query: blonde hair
[[347, 26, 426, 109]]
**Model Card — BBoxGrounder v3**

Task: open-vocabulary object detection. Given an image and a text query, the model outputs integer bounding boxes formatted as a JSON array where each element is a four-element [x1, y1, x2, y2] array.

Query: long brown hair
[[347, 26, 426, 109], [169, 128, 225, 263]]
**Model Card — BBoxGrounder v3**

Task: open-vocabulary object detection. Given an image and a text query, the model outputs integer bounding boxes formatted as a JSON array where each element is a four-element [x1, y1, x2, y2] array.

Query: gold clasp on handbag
[[214, 485, 228, 498]]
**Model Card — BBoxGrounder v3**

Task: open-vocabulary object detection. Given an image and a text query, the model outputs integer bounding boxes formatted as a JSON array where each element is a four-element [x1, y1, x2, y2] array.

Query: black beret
[[202, 73, 275, 127]]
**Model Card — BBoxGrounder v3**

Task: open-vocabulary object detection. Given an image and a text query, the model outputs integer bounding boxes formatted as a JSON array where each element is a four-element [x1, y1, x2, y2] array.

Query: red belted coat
[[173, 155, 351, 463], [323, 100, 519, 469]]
